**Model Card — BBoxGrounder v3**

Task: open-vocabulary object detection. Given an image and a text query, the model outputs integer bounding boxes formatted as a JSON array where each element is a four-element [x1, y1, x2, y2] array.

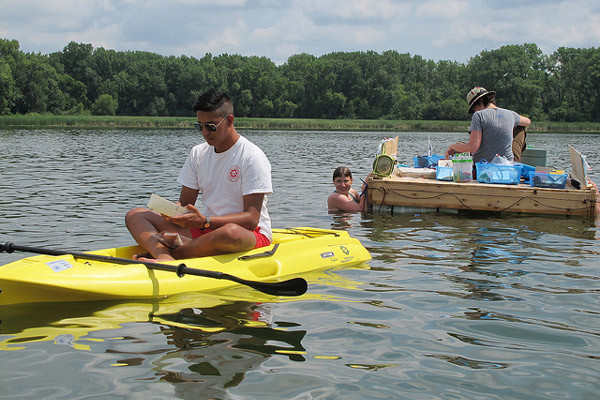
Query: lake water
[[1, 128, 599, 399]]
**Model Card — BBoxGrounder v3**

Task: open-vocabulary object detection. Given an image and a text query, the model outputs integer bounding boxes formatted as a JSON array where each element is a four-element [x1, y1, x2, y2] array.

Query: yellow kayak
[[0, 227, 371, 305]]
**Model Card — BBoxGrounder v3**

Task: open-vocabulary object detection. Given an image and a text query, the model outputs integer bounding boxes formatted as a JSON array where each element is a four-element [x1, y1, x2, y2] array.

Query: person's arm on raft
[[445, 130, 482, 158], [518, 115, 531, 129]]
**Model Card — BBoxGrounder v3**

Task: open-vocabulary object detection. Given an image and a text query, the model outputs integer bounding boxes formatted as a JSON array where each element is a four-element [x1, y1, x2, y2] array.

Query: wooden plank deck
[[366, 175, 597, 217]]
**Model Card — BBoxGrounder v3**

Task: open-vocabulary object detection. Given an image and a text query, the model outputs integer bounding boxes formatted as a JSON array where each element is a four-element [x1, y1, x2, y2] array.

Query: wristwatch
[[203, 216, 211, 229]]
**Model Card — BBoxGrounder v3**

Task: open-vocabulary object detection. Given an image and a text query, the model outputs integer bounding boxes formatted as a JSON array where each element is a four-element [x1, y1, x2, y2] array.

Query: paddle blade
[[242, 277, 308, 297]]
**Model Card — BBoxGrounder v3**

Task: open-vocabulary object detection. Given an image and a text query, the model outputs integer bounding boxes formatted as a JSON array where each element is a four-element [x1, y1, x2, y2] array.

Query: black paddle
[[0, 242, 308, 297]]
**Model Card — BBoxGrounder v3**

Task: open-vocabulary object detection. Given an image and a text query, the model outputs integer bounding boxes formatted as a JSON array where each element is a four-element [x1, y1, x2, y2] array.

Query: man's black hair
[[192, 89, 233, 115]]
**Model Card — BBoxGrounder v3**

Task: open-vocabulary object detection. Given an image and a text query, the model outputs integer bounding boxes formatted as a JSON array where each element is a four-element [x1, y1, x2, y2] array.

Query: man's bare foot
[[132, 253, 151, 260], [153, 232, 184, 249], [136, 253, 176, 263]]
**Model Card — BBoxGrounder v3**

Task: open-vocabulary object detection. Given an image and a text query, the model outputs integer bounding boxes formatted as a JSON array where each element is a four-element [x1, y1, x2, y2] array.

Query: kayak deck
[[0, 227, 371, 305]]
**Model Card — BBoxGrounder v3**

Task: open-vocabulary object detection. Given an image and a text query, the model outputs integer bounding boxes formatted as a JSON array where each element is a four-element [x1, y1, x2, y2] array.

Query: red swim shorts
[[189, 226, 271, 249]]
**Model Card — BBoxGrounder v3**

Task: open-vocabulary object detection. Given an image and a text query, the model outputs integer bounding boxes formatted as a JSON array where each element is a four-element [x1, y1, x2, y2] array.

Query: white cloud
[[416, 0, 468, 19], [533, 2, 600, 45], [205, 19, 246, 52], [320, 0, 410, 20], [166, 0, 246, 5], [0, 0, 598, 64]]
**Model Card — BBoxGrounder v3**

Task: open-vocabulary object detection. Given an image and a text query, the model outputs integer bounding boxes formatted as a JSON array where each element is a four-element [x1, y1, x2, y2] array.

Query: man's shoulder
[[237, 135, 259, 148], [474, 107, 501, 121], [495, 107, 518, 115], [494, 107, 520, 122], [191, 141, 210, 151], [188, 142, 210, 158], [237, 136, 269, 157], [477, 107, 497, 115]]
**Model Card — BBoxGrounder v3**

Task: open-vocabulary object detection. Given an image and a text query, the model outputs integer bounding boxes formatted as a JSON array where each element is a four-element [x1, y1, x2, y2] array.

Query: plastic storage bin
[[452, 154, 473, 182], [528, 171, 568, 189], [436, 166, 453, 181], [413, 154, 444, 168], [476, 162, 522, 185], [514, 162, 535, 179]]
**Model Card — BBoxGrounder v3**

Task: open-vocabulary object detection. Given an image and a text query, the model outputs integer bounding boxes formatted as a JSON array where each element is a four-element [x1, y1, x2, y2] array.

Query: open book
[[147, 194, 188, 217]]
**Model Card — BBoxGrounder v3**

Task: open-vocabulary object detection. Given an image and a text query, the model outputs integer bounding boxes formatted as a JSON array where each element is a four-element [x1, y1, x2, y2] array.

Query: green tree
[[91, 94, 117, 115], [423, 59, 466, 120], [99, 70, 135, 115], [2, 36, 599, 122], [58, 73, 87, 113], [120, 51, 168, 115], [545, 47, 600, 121], [322, 91, 347, 119], [466, 44, 545, 119], [0, 38, 23, 113], [0, 59, 16, 114], [14, 54, 66, 114], [53, 42, 101, 104], [145, 96, 167, 116], [280, 53, 320, 118], [165, 55, 207, 116]]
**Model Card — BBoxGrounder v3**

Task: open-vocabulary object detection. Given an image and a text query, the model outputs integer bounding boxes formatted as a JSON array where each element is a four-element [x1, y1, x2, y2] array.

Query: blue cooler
[[528, 171, 568, 189], [475, 161, 522, 185]]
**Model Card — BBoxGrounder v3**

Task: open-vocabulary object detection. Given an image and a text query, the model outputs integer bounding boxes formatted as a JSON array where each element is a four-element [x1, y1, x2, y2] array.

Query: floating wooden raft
[[366, 175, 598, 217]]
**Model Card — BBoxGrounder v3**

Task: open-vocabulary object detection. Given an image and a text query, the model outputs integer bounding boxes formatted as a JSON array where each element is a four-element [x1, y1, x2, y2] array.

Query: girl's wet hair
[[333, 166, 352, 181]]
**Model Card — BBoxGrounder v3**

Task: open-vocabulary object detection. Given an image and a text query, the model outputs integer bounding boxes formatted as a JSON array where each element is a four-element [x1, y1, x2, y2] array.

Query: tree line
[[1, 38, 599, 122]]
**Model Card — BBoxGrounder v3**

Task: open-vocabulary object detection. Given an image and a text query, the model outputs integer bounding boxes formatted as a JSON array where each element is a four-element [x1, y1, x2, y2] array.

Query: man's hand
[[168, 204, 205, 228], [445, 146, 457, 159]]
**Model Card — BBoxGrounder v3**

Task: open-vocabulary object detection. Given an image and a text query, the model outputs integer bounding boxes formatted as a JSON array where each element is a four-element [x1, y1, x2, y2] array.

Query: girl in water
[[327, 166, 367, 212]]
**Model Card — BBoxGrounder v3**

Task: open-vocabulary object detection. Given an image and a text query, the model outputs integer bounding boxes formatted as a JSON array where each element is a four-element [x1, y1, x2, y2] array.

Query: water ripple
[[2, 130, 600, 399]]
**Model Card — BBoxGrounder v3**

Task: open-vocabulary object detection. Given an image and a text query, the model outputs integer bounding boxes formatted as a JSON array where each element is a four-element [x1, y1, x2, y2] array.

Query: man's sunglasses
[[193, 116, 228, 132]]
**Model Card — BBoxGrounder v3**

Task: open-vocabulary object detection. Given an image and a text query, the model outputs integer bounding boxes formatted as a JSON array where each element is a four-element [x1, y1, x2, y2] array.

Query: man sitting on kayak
[[125, 89, 273, 261]]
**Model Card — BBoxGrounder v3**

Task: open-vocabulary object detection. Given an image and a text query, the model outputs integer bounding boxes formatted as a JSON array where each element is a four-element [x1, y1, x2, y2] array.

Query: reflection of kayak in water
[[0, 296, 314, 399], [0, 297, 307, 398], [0, 266, 365, 352], [0, 227, 371, 305], [0, 293, 232, 351]]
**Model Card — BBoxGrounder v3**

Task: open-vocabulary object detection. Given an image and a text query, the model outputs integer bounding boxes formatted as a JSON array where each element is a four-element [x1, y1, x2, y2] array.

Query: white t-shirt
[[177, 135, 273, 241]]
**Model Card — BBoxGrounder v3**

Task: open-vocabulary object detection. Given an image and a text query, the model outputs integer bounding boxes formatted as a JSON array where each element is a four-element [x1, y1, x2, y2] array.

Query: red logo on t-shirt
[[228, 165, 241, 182]]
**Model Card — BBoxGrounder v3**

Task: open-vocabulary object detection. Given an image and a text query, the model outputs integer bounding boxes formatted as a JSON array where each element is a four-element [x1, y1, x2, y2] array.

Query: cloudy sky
[[1, 0, 598, 64]]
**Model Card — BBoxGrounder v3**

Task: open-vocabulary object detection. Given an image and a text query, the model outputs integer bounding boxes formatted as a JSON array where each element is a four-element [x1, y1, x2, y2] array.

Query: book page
[[147, 194, 188, 217]]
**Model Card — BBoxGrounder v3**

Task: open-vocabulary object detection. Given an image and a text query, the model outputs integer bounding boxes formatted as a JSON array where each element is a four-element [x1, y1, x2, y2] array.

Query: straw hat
[[467, 87, 495, 112]]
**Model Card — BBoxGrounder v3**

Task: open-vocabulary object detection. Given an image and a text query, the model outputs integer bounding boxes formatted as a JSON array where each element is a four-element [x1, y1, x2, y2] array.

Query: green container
[[520, 149, 547, 166]]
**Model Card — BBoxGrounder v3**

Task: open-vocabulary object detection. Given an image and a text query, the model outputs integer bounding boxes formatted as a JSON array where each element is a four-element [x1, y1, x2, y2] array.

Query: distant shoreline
[[1, 115, 599, 133]]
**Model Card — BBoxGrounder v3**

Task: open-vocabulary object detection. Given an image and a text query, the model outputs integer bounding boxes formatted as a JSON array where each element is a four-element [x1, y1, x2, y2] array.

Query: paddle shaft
[[1, 242, 307, 297]]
